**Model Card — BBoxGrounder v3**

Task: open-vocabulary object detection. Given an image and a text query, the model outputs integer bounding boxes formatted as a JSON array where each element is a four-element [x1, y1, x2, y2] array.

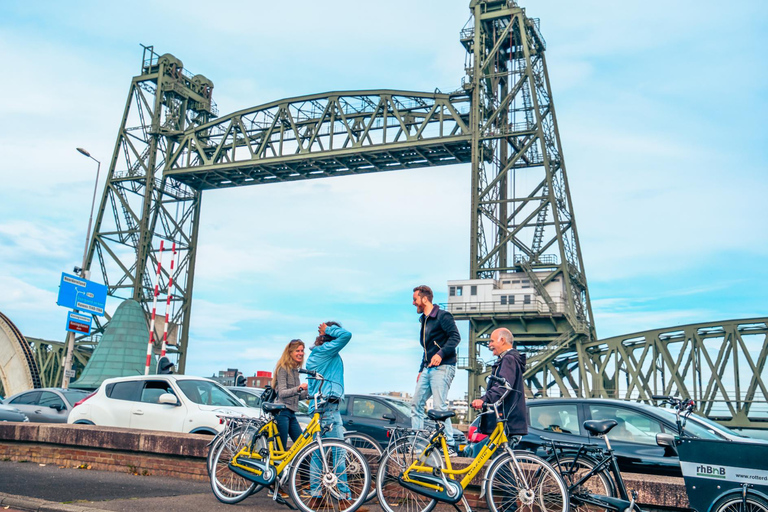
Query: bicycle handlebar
[[299, 368, 317, 377]]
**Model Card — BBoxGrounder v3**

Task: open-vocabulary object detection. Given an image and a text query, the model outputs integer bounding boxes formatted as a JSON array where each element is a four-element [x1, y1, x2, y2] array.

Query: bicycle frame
[[230, 372, 333, 479]]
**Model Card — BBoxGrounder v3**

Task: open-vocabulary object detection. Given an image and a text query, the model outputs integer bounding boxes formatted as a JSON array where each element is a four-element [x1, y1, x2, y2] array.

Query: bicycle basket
[[676, 437, 768, 511]]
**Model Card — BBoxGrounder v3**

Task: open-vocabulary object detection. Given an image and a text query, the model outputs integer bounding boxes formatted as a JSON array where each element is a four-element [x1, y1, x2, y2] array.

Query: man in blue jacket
[[411, 285, 461, 450]]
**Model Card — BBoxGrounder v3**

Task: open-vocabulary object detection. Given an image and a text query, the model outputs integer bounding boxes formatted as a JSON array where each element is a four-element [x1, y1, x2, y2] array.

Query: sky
[[0, 1, 766, 399]]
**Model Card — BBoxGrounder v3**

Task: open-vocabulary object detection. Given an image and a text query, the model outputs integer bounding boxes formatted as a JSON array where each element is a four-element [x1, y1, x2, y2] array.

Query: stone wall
[[0, 423, 689, 509]]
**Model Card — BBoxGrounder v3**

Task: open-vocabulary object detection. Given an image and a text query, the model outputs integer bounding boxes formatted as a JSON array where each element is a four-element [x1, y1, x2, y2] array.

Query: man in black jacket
[[471, 327, 528, 438], [411, 285, 461, 449]]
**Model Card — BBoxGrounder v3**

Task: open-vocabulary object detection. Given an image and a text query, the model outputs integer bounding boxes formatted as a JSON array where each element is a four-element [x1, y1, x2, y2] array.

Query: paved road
[[0, 460, 382, 512]]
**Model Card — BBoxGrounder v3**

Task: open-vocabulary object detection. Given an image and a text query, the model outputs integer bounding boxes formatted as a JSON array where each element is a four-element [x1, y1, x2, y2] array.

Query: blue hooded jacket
[[306, 324, 351, 409]]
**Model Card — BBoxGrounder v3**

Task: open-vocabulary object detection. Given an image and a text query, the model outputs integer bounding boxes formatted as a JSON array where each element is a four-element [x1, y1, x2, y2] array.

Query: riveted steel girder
[[164, 91, 474, 189], [460, 0, 596, 410]]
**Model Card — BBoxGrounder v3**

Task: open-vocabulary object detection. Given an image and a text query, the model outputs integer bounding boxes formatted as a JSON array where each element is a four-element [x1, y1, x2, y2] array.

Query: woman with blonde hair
[[272, 339, 309, 449]]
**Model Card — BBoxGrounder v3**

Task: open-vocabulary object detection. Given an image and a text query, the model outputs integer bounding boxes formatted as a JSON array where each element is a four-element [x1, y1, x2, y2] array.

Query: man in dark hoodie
[[471, 327, 528, 439], [411, 285, 461, 450]]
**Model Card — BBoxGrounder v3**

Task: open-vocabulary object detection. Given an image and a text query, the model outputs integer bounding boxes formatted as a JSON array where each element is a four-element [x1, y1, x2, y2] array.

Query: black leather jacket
[[418, 305, 461, 372]]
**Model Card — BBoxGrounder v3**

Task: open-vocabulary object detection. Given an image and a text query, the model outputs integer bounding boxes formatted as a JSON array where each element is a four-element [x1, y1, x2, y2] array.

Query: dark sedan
[[518, 397, 764, 476], [339, 394, 466, 448]]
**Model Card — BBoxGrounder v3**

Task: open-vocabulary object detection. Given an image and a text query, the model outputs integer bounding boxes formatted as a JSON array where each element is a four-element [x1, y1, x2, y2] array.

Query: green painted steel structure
[[66, 0, 767, 427]]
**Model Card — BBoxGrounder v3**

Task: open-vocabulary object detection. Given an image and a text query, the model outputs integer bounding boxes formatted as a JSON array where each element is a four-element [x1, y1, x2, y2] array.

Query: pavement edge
[[0, 493, 114, 512]]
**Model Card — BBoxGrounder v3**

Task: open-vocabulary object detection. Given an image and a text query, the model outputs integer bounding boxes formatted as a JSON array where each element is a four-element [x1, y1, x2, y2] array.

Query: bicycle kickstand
[[271, 485, 297, 510], [452, 495, 473, 512]]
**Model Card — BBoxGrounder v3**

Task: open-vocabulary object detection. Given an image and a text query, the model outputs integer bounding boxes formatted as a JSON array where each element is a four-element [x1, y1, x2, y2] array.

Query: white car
[[68, 374, 258, 435]]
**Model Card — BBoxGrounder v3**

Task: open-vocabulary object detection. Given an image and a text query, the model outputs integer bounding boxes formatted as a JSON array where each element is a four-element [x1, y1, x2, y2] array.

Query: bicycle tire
[[288, 438, 371, 512], [486, 451, 568, 512], [713, 493, 768, 512], [376, 437, 438, 512], [551, 454, 616, 512], [209, 427, 261, 504], [344, 432, 383, 502]]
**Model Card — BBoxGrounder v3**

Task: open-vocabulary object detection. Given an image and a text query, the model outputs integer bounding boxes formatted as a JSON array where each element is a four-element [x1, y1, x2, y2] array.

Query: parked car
[[68, 375, 258, 434], [338, 394, 466, 449], [517, 398, 768, 476], [0, 403, 29, 422], [3, 388, 91, 423]]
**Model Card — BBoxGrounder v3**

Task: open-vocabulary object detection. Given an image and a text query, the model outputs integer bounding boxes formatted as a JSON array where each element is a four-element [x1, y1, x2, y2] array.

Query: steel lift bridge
[[42, 0, 763, 427]]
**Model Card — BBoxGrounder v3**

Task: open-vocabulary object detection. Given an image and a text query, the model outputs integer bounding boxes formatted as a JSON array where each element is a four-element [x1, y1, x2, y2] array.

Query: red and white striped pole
[[160, 242, 177, 358], [145, 241, 165, 375]]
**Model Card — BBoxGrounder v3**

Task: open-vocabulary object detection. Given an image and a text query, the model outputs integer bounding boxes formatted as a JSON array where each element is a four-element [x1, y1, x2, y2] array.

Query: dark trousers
[[276, 409, 302, 449]]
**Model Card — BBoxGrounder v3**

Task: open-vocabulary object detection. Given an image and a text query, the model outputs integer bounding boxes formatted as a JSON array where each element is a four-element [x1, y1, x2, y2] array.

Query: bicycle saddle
[[262, 403, 286, 414], [583, 419, 617, 435], [427, 409, 456, 421]]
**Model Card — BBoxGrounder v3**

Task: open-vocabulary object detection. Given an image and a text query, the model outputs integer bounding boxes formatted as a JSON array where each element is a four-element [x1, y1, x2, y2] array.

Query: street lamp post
[[61, 147, 102, 389]]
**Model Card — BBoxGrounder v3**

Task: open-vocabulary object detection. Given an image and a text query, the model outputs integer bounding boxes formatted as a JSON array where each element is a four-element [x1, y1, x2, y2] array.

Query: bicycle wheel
[[209, 427, 261, 504], [486, 451, 568, 512], [713, 494, 768, 512], [344, 432, 383, 502], [552, 454, 615, 512], [288, 438, 371, 512], [376, 437, 438, 512], [207, 421, 259, 475]]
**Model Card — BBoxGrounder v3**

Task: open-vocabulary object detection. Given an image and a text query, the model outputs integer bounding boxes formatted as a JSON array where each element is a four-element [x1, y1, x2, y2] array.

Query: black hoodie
[[482, 348, 528, 435]]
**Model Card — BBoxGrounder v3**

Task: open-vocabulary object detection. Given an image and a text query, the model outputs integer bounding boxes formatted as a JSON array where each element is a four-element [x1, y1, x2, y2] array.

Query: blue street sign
[[66, 312, 92, 335], [56, 273, 107, 316]]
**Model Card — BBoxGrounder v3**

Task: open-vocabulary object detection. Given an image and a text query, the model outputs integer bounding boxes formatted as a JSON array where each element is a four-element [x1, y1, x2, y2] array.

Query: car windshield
[[655, 408, 724, 440], [382, 398, 411, 417], [61, 390, 91, 406], [690, 413, 747, 438], [176, 380, 242, 407]]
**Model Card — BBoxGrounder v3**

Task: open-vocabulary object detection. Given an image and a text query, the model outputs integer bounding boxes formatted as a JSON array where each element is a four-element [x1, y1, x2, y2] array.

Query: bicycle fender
[[479, 450, 507, 500]]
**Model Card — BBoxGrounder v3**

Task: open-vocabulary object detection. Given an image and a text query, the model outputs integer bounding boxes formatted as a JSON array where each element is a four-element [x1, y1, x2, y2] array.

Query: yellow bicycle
[[210, 370, 371, 512], [376, 375, 568, 512]]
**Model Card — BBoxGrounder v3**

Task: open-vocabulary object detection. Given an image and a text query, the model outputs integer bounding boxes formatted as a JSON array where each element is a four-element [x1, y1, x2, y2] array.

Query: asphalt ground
[[0, 460, 383, 512]]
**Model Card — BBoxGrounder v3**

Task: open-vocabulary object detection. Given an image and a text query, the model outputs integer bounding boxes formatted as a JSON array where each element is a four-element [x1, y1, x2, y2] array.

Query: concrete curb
[[0, 493, 113, 512]]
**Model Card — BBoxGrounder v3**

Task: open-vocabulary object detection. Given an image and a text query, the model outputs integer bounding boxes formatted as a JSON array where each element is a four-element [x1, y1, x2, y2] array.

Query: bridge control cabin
[[444, 272, 566, 318]]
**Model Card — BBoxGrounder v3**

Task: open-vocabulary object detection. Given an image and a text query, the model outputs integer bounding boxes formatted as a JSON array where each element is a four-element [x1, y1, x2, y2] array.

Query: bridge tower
[[83, 47, 216, 372], [454, 0, 598, 401]]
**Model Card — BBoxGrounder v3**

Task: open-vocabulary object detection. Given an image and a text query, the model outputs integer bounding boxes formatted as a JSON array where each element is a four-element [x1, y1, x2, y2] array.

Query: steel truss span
[[165, 90, 473, 189], [76, 3, 763, 429], [523, 318, 768, 428]]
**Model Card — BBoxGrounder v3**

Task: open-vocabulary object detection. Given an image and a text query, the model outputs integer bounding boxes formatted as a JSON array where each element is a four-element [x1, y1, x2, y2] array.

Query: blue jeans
[[411, 365, 456, 445], [310, 402, 349, 498]]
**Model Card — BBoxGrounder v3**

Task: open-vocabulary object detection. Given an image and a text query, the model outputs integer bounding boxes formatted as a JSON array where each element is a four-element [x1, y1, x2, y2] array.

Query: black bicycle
[[545, 418, 650, 512]]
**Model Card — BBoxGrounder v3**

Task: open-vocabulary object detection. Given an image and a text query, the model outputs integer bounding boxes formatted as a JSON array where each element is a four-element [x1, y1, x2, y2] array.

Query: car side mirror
[[49, 403, 64, 411], [382, 413, 396, 423], [158, 393, 180, 406], [239, 398, 247, 407], [655, 433, 678, 456]]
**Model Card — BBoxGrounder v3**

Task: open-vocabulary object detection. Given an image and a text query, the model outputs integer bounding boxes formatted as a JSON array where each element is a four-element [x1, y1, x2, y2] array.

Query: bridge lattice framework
[[65, 0, 767, 427]]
